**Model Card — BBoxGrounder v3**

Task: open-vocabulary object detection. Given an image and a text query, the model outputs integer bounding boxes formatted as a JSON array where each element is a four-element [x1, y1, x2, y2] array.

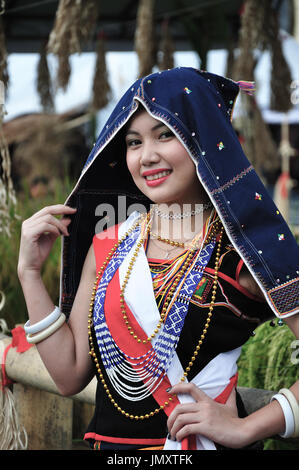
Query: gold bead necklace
[[88, 214, 223, 420], [149, 231, 185, 248], [122, 217, 221, 343]]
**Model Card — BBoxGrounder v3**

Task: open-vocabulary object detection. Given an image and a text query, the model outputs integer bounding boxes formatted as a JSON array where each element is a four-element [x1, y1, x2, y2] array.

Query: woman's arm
[[18, 205, 96, 396], [19, 244, 96, 396]]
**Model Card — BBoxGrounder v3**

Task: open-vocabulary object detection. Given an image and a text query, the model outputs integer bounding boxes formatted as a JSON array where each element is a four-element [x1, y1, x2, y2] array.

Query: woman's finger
[[169, 411, 201, 441], [26, 214, 70, 237], [167, 403, 200, 435], [34, 221, 62, 238], [174, 423, 201, 443], [168, 382, 209, 403], [29, 204, 77, 221]]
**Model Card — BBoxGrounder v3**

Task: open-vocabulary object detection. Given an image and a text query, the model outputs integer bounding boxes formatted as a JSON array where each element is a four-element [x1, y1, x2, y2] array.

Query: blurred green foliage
[[0, 176, 74, 329], [237, 321, 299, 450]]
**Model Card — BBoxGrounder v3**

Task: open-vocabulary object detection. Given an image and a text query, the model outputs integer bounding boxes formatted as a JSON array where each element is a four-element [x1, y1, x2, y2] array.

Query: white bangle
[[271, 393, 295, 438], [24, 306, 61, 334], [279, 388, 299, 438], [26, 313, 66, 344]]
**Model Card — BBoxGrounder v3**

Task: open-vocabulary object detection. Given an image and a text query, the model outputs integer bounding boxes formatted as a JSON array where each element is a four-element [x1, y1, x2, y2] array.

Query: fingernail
[[166, 387, 172, 393]]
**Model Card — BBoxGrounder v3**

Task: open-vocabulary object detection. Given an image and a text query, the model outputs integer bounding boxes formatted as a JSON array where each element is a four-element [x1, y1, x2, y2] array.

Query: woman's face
[[125, 110, 205, 206]]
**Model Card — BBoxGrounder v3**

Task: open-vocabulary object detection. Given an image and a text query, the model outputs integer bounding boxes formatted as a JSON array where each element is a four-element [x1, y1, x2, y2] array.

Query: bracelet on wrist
[[271, 393, 295, 438], [279, 388, 299, 438]]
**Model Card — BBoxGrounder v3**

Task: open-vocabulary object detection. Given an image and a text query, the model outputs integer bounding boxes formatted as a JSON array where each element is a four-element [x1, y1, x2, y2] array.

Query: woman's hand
[[167, 383, 251, 449], [18, 204, 77, 278]]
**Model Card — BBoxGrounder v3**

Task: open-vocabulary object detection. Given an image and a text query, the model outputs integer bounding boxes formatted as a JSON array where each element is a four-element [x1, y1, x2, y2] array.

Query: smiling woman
[[125, 110, 209, 207], [17, 67, 299, 451]]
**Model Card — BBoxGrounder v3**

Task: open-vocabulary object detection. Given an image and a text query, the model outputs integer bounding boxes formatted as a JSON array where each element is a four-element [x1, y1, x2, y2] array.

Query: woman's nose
[[139, 142, 160, 165]]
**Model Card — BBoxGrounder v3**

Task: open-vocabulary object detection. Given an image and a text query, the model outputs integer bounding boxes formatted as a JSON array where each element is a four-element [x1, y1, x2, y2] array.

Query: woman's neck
[[150, 202, 213, 243]]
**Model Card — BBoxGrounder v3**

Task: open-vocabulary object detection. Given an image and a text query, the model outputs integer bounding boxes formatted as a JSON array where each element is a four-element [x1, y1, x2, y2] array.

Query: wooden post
[[13, 383, 73, 450], [2, 335, 97, 403], [274, 119, 295, 223], [72, 401, 94, 449]]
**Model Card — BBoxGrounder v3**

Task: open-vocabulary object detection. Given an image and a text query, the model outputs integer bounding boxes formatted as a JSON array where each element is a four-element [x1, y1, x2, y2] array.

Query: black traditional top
[[85, 232, 274, 447]]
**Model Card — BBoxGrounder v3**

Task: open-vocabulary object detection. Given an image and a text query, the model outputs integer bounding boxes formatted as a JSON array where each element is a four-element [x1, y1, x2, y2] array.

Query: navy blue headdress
[[60, 67, 299, 319]]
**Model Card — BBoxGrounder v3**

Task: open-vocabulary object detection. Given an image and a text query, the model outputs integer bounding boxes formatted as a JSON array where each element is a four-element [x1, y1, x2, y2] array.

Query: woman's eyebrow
[[125, 122, 166, 136]]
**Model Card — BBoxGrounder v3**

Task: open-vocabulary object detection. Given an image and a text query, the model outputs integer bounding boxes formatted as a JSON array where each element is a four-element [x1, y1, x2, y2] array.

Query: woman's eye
[[160, 131, 174, 139], [126, 139, 141, 147]]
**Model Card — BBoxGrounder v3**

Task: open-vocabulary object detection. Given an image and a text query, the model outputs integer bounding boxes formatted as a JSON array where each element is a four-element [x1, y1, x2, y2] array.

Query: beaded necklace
[[88, 212, 224, 421], [147, 211, 219, 303]]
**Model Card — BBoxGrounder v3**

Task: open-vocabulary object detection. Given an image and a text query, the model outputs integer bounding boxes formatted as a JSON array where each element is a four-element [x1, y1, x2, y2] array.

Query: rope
[[0, 385, 28, 450], [0, 326, 28, 450]]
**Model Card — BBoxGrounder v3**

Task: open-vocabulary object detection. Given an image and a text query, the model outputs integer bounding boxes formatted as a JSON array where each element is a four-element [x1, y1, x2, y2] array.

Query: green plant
[[0, 176, 74, 329], [237, 320, 299, 450]]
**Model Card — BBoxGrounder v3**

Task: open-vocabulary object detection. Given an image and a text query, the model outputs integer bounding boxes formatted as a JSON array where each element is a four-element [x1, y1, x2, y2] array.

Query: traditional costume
[[59, 68, 299, 450]]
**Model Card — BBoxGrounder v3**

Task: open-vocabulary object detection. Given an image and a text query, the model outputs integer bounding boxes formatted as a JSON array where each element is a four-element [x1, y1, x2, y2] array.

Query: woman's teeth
[[145, 170, 171, 181]]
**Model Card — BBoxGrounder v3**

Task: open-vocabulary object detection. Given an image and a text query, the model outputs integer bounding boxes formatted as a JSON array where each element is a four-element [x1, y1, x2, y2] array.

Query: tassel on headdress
[[91, 32, 111, 111], [134, 0, 156, 78], [236, 80, 256, 96]]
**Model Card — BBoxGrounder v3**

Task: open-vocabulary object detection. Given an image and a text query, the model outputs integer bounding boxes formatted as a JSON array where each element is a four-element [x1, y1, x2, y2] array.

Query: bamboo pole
[[0, 335, 96, 404]]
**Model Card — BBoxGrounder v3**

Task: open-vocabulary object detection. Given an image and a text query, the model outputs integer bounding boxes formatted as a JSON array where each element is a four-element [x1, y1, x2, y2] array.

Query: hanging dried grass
[[0, 85, 18, 238], [48, 0, 100, 90], [11, 114, 81, 190], [236, 94, 280, 173], [268, 13, 292, 112], [225, 39, 235, 79], [0, 18, 8, 91], [232, 0, 267, 81], [158, 19, 174, 71], [134, 0, 156, 78], [232, 0, 280, 173], [234, 0, 292, 112], [91, 34, 111, 111], [37, 44, 55, 113], [56, 53, 71, 92], [251, 97, 280, 172]]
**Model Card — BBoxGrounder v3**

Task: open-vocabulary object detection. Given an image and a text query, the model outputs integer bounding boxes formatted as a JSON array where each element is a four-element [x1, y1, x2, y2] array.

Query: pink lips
[[142, 168, 172, 187]]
